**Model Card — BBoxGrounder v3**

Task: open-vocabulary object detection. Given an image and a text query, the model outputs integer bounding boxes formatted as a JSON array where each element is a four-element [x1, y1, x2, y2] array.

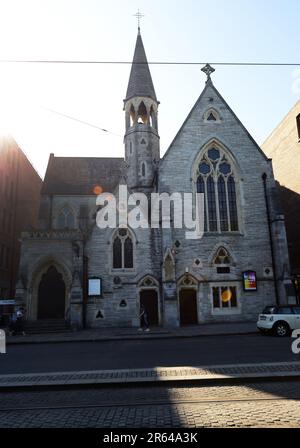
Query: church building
[[16, 28, 293, 329]]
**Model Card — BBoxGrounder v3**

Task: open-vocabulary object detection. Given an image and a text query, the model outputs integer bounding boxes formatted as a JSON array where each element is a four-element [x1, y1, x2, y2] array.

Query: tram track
[[0, 393, 299, 413]]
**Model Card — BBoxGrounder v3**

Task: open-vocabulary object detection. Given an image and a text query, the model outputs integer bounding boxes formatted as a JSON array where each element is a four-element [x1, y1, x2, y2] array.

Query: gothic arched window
[[112, 228, 134, 269], [196, 145, 239, 232], [203, 108, 221, 122], [213, 247, 232, 265], [57, 206, 75, 229]]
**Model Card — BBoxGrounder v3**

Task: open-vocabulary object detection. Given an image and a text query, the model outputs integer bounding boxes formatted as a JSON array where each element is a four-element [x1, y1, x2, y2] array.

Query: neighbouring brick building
[[16, 29, 293, 329], [0, 136, 42, 299], [262, 100, 300, 302]]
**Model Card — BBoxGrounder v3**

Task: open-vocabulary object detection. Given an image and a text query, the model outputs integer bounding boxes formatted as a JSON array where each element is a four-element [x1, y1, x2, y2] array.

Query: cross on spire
[[201, 63, 215, 82], [133, 9, 144, 33]]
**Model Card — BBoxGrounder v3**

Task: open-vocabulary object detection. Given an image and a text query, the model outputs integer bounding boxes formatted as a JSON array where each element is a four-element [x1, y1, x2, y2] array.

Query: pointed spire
[[125, 31, 157, 102]]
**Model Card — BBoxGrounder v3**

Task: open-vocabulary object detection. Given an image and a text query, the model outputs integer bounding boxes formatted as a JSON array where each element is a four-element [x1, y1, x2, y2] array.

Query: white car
[[257, 305, 300, 337]]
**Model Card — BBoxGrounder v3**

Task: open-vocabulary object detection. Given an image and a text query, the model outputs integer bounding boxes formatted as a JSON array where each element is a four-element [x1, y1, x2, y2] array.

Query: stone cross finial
[[201, 63, 215, 82], [133, 9, 144, 33]]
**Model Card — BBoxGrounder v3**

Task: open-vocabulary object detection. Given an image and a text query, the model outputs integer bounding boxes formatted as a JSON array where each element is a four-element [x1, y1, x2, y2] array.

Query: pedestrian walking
[[9, 311, 17, 336], [139, 304, 150, 332], [15, 307, 26, 336]]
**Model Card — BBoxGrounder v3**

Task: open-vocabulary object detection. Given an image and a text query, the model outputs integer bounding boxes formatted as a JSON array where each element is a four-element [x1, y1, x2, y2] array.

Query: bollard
[[0, 329, 6, 354]]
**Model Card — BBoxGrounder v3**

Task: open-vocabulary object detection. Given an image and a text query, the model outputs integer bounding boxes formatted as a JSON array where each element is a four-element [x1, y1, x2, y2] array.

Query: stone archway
[[28, 257, 72, 321], [177, 275, 199, 326], [37, 266, 66, 319], [138, 276, 160, 327], [179, 289, 198, 325], [140, 290, 159, 327]]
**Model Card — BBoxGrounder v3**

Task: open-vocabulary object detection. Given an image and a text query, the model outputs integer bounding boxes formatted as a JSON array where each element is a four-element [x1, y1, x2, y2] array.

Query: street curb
[[5, 330, 258, 346], [0, 362, 299, 389]]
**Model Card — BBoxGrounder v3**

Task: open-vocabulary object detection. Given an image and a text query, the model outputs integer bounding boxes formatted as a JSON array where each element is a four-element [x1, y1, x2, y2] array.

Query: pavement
[[4, 321, 257, 345], [1, 381, 300, 428], [0, 361, 300, 389]]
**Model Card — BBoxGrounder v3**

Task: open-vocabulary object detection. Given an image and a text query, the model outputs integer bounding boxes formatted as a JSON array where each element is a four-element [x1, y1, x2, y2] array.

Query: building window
[[112, 228, 134, 269], [297, 114, 300, 140], [212, 286, 238, 310], [204, 108, 221, 122], [213, 247, 231, 265], [57, 206, 75, 229], [196, 145, 239, 232]]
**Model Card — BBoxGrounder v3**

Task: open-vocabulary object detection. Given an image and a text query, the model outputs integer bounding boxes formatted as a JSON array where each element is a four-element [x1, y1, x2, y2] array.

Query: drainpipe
[[262, 173, 280, 305], [82, 248, 88, 329]]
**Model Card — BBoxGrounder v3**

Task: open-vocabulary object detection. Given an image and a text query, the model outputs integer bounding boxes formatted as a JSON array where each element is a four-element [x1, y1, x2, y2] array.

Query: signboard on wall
[[242, 271, 257, 291], [88, 278, 102, 297]]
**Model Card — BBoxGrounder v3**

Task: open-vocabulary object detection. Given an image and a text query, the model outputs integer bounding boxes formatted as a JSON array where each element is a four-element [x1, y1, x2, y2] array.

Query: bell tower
[[123, 27, 160, 193]]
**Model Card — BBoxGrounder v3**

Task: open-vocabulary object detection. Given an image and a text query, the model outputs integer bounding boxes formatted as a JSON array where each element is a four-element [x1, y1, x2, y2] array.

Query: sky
[[0, 0, 299, 178]]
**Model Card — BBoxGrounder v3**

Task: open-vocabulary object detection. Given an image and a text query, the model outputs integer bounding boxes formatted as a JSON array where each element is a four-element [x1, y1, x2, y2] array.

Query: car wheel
[[273, 321, 290, 337]]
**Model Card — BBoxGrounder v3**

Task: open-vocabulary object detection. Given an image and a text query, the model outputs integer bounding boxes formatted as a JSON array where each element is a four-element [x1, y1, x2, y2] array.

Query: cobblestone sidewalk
[[0, 361, 300, 388], [1, 381, 300, 428]]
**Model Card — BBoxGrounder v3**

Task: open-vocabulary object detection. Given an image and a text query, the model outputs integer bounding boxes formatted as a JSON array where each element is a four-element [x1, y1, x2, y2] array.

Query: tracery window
[[196, 146, 239, 232], [213, 247, 232, 265], [112, 228, 134, 269], [57, 206, 75, 229], [203, 108, 221, 122]]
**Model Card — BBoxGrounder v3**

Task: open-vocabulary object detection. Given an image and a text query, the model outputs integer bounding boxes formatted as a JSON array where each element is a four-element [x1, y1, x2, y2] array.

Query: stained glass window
[[207, 176, 217, 231], [196, 146, 239, 233], [228, 176, 238, 231], [218, 177, 228, 231], [197, 176, 207, 231], [208, 148, 220, 161]]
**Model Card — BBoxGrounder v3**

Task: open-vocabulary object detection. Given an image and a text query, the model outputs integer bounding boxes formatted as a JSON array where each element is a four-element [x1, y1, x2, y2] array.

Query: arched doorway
[[38, 266, 66, 319], [140, 289, 159, 326], [179, 289, 198, 325], [178, 275, 198, 326]]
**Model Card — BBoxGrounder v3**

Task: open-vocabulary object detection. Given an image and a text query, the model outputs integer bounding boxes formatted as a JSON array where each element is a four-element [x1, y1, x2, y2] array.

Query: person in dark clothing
[[15, 308, 26, 336], [139, 304, 150, 332], [9, 311, 17, 336]]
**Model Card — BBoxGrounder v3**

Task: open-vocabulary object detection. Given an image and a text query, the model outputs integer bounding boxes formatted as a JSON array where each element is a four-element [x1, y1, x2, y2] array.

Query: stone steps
[[24, 320, 72, 334]]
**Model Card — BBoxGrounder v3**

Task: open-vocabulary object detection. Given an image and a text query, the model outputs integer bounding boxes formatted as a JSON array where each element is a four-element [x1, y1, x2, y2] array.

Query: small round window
[[207, 148, 220, 161], [199, 162, 211, 175]]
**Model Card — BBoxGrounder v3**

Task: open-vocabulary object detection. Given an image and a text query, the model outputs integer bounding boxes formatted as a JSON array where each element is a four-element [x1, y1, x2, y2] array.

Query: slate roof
[[125, 31, 157, 102], [41, 155, 123, 195]]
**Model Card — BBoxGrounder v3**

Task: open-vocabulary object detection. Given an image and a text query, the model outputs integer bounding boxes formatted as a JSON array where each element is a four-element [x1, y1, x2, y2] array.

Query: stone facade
[[16, 31, 294, 328], [262, 100, 300, 297]]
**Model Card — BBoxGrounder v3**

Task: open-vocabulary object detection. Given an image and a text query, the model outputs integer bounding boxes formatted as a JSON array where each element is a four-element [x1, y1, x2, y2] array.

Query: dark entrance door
[[140, 290, 159, 326], [179, 289, 198, 326], [38, 266, 65, 319]]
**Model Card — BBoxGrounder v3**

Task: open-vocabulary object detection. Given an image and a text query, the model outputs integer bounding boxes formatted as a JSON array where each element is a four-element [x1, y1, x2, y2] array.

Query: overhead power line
[[41, 106, 122, 137], [0, 60, 300, 66]]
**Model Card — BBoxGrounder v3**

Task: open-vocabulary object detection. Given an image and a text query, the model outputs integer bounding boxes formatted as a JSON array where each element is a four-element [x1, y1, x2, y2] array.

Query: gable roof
[[125, 31, 157, 102], [41, 155, 123, 195], [162, 79, 269, 162]]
